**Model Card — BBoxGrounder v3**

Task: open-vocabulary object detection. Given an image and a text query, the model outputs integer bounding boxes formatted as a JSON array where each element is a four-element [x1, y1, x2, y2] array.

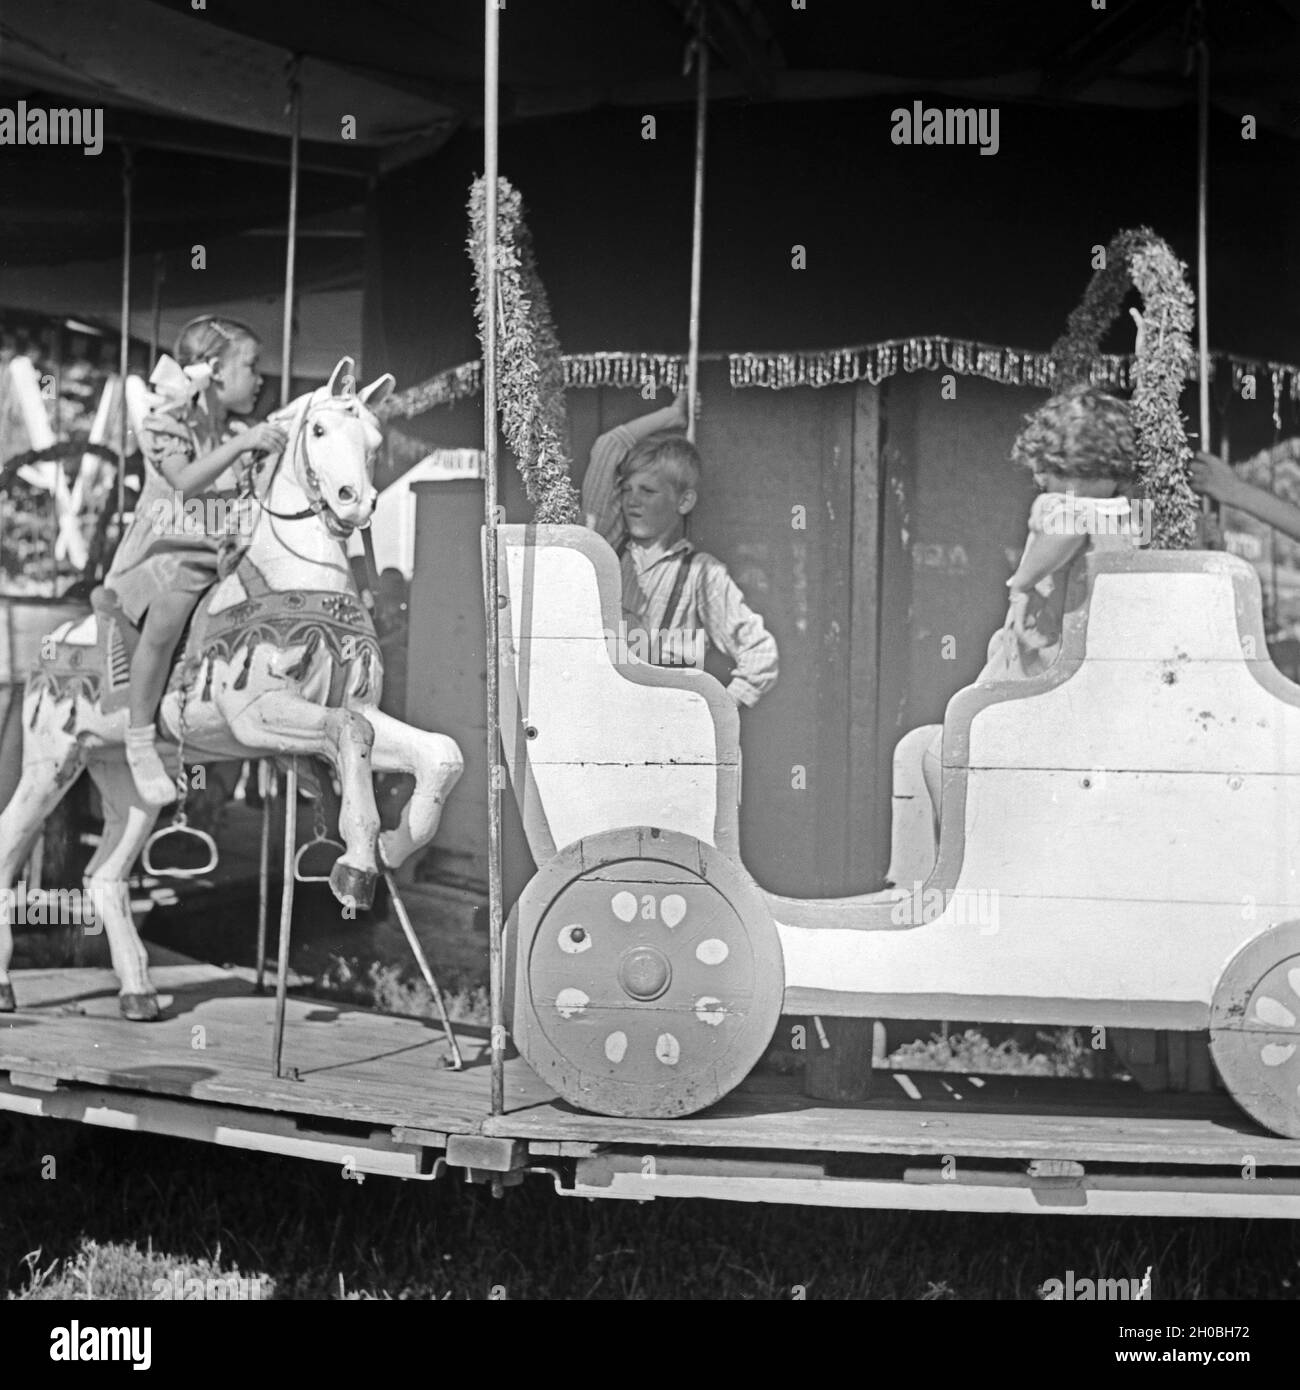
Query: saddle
[[29, 586, 194, 722], [25, 586, 130, 719], [30, 564, 383, 724], [184, 556, 383, 708]]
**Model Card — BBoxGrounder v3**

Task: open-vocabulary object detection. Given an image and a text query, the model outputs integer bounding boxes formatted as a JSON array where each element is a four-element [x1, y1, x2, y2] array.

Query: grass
[[886, 1026, 1106, 1077], [3, 1115, 1299, 1300], [312, 954, 488, 1026]]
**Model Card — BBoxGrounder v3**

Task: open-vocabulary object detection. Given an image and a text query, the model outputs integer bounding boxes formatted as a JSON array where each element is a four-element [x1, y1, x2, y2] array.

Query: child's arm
[[1191, 451, 1300, 541], [152, 420, 286, 500], [696, 560, 779, 707], [1005, 528, 1088, 597], [623, 389, 689, 444], [582, 391, 689, 539]]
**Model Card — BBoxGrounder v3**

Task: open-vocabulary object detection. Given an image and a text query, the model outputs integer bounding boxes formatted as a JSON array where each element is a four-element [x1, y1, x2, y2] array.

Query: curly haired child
[[919, 384, 1146, 829], [980, 383, 1145, 680]]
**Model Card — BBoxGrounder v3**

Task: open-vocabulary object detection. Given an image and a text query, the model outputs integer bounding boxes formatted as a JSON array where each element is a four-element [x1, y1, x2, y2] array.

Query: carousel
[[4, 0, 1300, 1213]]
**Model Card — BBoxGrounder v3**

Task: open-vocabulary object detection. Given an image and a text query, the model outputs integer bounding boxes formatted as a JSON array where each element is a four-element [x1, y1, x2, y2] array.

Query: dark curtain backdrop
[[364, 93, 1299, 411]]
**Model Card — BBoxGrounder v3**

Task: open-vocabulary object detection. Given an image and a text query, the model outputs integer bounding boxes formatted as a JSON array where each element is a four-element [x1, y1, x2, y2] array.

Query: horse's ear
[[327, 358, 356, 397], [358, 374, 395, 409]]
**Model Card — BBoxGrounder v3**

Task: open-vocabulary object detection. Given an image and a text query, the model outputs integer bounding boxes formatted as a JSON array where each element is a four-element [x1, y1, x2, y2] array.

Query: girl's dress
[[978, 490, 1143, 682], [104, 399, 241, 626]]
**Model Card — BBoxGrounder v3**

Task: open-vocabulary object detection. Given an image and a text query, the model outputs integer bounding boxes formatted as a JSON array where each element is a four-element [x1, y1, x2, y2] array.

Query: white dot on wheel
[[610, 891, 637, 922], [660, 894, 686, 928], [696, 938, 729, 965], [694, 997, 725, 1026], [1255, 994, 1297, 1029], [555, 987, 589, 1019], [1260, 1042, 1297, 1067], [558, 924, 592, 954], [655, 1033, 681, 1065], [604, 1031, 628, 1063]]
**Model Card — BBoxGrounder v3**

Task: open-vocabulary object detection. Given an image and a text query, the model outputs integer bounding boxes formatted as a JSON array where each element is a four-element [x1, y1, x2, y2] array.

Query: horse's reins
[[255, 396, 373, 525]]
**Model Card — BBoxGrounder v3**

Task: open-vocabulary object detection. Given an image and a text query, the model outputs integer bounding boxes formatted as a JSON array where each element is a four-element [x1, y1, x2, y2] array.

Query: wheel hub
[[618, 945, 671, 1001]]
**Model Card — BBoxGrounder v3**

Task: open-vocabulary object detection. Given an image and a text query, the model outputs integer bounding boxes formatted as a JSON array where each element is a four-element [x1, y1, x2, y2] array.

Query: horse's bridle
[[256, 395, 376, 529]]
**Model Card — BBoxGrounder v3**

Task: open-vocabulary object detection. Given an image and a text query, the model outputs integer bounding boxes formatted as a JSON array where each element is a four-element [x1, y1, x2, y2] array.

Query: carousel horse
[[0, 359, 463, 1020]]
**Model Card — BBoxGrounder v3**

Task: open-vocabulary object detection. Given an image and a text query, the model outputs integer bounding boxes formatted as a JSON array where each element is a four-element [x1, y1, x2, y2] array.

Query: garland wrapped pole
[[1195, 31, 1213, 476], [1043, 226, 1198, 549], [467, 177, 582, 524]]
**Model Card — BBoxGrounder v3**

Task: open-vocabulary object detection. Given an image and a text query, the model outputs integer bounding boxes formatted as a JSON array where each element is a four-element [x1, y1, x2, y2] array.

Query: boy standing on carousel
[[582, 388, 778, 709], [104, 315, 286, 806]]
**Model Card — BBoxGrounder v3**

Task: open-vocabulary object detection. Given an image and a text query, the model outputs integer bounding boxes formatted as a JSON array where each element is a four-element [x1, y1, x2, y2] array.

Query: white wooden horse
[[0, 359, 463, 1019]]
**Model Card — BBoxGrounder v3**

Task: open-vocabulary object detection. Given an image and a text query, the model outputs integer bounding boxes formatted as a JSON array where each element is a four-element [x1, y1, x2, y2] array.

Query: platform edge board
[[481, 1094, 1300, 1165], [0, 1076, 443, 1179], [564, 1166, 1300, 1218]]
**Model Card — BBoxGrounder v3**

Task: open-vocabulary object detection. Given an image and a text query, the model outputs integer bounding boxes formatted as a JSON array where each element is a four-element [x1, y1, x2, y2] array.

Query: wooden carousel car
[[498, 525, 1300, 1139]]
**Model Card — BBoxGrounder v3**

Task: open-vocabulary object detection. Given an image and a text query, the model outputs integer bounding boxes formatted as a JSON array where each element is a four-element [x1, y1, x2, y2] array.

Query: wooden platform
[[4, 956, 1300, 1215]]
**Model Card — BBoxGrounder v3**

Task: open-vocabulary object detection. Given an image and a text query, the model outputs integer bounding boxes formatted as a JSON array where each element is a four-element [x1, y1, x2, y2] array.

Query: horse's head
[[275, 358, 394, 539]]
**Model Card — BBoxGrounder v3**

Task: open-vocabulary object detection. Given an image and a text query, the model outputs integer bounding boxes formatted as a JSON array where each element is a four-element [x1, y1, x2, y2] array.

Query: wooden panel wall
[[880, 373, 1048, 736]]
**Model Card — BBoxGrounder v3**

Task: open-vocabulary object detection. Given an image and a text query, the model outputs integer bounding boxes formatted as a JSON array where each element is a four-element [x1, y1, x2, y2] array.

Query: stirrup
[[293, 828, 346, 883], [142, 814, 219, 879]]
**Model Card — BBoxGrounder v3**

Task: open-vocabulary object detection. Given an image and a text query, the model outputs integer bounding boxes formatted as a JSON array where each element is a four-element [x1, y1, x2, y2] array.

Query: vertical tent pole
[[262, 55, 303, 997], [1195, 35, 1211, 473], [149, 252, 165, 366], [281, 55, 303, 407], [48, 329, 61, 596], [686, 24, 709, 444], [116, 147, 133, 523], [484, 0, 505, 1118]]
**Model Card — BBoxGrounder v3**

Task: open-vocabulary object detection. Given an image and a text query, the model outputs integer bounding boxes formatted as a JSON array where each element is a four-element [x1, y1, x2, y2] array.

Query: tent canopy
[[3, 0, 1297, 374], [4, 0, 1299, 271]]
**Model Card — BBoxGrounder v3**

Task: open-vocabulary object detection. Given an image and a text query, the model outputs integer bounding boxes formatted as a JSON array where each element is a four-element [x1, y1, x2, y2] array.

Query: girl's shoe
[[125, 726, 177, 807]]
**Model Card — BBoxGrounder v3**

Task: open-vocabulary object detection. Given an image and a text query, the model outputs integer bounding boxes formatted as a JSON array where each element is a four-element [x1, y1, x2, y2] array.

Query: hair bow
[[147, 354, 213, 415]]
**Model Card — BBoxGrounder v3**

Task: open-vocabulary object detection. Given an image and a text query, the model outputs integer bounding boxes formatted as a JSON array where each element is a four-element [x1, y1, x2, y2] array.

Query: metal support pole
[[254, 763, 278, 993], [281, 55, 303, 408], [272, 757, 299, 1077], [383, 868, 464, 1069], [49, 328, 61, 595], [686, 29, 709, 444], [261, 53, 305, 990], [483, 0, 505, 1118], [149, 252, 165, 365], [117, 147, 133, 523]]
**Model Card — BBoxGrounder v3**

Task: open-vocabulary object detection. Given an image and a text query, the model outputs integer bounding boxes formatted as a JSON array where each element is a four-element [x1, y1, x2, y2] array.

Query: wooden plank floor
[[4, 958, 1300, 1166]]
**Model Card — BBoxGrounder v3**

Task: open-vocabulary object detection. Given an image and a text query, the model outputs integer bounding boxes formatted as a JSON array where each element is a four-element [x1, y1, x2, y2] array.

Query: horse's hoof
[[0, 981, 15, 1012], [329, 861, 376, 912], [120, 993, 162, 1022]]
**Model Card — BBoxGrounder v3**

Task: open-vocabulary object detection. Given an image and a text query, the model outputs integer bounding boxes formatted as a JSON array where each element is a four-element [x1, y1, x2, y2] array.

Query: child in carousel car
[[104, 315, 287, 807], [978, 383, 1145, 680], [581, 388, 778, 709], [920, 384, 1145, 822]]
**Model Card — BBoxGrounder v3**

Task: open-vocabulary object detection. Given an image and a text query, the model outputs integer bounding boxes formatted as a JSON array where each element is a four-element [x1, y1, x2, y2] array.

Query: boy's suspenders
[[662, 547, 695, 631], [615, 536, 697, 654]]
